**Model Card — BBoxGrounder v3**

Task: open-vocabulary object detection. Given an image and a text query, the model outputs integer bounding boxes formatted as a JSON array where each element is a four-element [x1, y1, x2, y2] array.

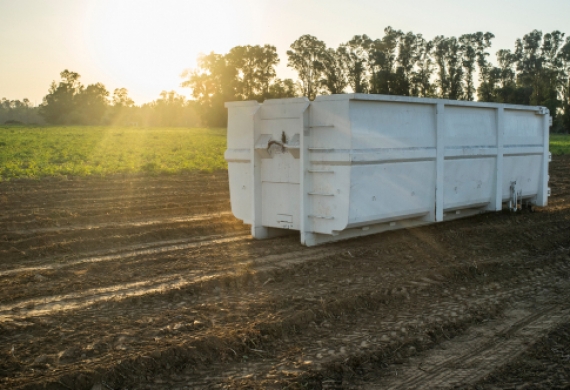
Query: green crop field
[[1, 126, 569, 181], [550, 134, 570, 155], [0, 126, 227, 180]]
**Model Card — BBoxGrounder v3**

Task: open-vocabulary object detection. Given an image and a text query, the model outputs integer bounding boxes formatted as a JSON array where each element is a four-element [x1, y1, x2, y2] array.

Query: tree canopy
[[4, 27, 569, 131]]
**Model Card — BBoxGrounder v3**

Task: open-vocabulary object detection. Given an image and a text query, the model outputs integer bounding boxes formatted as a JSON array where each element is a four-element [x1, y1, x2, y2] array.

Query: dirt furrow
[[2, 243, 568, 389], [370, 306, 570, 389], [0, 195, 229, 221], [463, 318, 570, 389], [2, 211, 233, 236], [0, 192, 229, 216], [0, 232, 249, 277], [0, 238, 347, 320], [7, 248, 566, 390], [0, 174, 228, 193]]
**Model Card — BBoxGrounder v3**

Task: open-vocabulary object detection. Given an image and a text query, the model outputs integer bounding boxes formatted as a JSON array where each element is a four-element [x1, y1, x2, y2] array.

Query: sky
[[1, 0, 569, 105]]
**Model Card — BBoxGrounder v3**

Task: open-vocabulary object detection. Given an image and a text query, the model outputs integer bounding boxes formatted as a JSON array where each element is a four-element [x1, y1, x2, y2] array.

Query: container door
[[257, 124, 301, 230]]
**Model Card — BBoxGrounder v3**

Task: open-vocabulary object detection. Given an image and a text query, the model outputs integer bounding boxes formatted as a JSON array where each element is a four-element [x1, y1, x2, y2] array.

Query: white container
[[225, 94, 551, 246]]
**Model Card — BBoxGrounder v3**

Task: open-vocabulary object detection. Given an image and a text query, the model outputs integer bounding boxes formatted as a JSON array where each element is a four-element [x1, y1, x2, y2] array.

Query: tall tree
[[433, 36, 464, 99], [460, 34, 478, 100], [287, 35, 327, 100], [459, 32, 494, 101], [478, 48, 516, 102], [40, 70, 82, 124], [75, 83, 110, 125], [268, 78, 300, 98], [410, 36, 435, 97], [111, 88, 135, 124], [228, 45, 259, 100], [182, 46, 288, 126], [320, 47, 349, 95], [181, 52, 239, 126], [368, 27, 401, 94], [559, 37, 570, 130], [515, 30, 545, 106], [257, 45, 280, 100], [393, 31, 419, 96], [112, 88, 134, 108], [514, 30, 564, 121], [341, 35, 371, 93]]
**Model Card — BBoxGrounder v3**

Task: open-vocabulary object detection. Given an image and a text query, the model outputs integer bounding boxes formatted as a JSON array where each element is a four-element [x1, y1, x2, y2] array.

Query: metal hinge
[[549, 152, 552, 162]]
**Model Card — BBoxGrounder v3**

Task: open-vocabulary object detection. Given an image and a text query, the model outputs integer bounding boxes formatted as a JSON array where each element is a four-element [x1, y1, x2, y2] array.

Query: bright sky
[[1, 0, 569, 105]]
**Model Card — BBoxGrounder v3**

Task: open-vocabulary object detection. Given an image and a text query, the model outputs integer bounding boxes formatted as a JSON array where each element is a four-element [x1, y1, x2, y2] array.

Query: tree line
[[2, 70, 201, 127], [184, 27, 570, 130], [36, 70, 200, 127], [0, 98, 43, 125], [2, 27, 569, 131]]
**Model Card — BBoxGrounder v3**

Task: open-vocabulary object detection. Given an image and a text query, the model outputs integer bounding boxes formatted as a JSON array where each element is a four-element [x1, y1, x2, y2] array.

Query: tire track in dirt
[[0, 212, 245, 265], [5, 248, 567, 390], [3, 203, 569, 318], [2, 211, 233, 236], [0, 240, 346, 321], [0, 193, 229, 218], [0, 232, 249, 277], [365, 306, 570, 389], [1, 250, 560, 388], [0, 174, 229, 194], [101, 251, 570, 390], [0, 196, 229, 222], [211, 257, 570, 390]]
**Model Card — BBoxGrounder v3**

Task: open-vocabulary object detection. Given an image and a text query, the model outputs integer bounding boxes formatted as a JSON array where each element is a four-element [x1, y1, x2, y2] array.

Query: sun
[[84, 0, 244, 103]]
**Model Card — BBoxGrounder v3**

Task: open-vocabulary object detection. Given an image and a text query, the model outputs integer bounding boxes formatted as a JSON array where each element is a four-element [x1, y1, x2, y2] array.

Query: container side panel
[[347, 161, 435, 227], [443, 158, 495, 210], [259, 98, 310, 119], [308, 165, 351, 234], [310, 167, 338, 194], [444, 106, 496, 147], [256, 99, 308, 233], [225, 105, 257, 225], [261, 182, 300, 230], [502, 155, 542, 200], [227, 107, 255, 149], [309, 100, 351, 149], [504, 109, 543, 146], [228, 163, 252, 223], [259, 117, 302, 184], [260, 117, 300, 142], [261, 153, 300, 184], [306, 100, 351, 234], [349, 101, 436, 149]]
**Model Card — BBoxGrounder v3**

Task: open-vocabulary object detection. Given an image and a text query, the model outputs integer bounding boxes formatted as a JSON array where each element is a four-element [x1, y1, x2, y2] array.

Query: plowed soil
[[1, 156, 570, 390]]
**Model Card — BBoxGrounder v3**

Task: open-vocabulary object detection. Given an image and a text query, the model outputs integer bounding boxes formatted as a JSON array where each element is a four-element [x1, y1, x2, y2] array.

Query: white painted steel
[[225, 94, 551, 246]]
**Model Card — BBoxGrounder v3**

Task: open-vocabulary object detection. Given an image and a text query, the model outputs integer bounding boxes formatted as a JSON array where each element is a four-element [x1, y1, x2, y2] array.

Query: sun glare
[[85, 0, 244, 102]]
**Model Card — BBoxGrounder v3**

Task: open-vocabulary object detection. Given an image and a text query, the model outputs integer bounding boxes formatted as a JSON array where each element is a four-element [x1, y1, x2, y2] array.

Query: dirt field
[[1, 156, 570, 390]]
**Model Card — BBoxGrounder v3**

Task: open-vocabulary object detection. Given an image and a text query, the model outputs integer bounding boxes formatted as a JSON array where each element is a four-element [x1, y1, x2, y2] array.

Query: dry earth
[[0, 156, 569, 390]]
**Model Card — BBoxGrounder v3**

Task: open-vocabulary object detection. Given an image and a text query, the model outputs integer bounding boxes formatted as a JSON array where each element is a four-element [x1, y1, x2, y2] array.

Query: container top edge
[[261, 97, 310, 105], [224, 100, 260, 108], [313, 93, 547, 112], [225, 95, 548, 113]]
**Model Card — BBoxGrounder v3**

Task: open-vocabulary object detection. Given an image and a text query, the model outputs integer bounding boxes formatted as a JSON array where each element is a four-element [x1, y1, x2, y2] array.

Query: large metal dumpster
[[225, 94, 551, 246]]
